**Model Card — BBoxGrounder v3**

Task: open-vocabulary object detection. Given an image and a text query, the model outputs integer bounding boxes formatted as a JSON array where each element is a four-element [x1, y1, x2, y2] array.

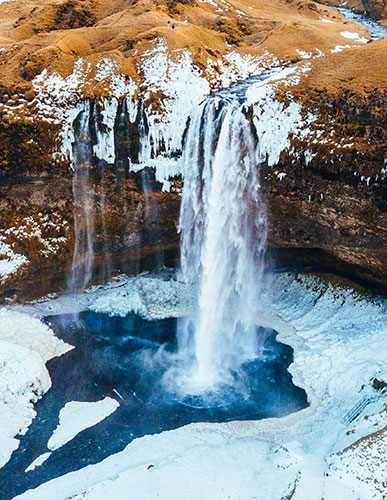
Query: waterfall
[[68, 101, 95, 292], [176, 88, 267, 393]]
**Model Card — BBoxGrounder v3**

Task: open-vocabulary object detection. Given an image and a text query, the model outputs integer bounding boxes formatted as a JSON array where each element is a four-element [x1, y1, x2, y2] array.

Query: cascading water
[[69, 101, 95, 293], [175, 86, 267, 393]]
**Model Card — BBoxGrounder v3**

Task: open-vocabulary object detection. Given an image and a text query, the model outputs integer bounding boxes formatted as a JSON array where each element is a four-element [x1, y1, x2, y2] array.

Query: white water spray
[[177, 89, 267, 392]]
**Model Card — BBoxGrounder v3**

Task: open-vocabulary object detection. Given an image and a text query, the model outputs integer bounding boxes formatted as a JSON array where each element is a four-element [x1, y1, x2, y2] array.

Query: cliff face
[[0, 0, 386, 298]]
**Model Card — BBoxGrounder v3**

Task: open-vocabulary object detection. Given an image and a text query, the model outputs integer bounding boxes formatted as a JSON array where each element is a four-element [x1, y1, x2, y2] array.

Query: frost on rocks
[[206, 50, 281, 89], [92, 98, 118, 164], [132, 39, 210, 190], [0, 213, 69, 283], [0, 309, 72, 469], [130, 41, 283, 190], [1, 37, 315, 192], [0, 237, 28, 284]]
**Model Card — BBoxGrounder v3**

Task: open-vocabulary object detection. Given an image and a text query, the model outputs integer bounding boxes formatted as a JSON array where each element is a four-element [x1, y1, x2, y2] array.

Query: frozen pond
[[0, 310, 308, 499]]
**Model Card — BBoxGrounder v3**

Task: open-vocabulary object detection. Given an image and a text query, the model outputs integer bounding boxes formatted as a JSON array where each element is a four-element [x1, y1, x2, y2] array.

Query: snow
[[25, 452, 52, 473], [11, 272, 387, 500], [0, 213, 69, 283], [214, 50, 281, 88], [131, 42, 284, 189], [330, 44, 358, 53], [0, 238, 28, 284], [131, 39, 256, 189], [337, 7, 387, 41], [31, 58, 137, 163], [14, 272, 195, 321], [0, 309, 72, 469], [340, 31, 368, 43], [47, 398, 119, 451], [246, 65, 316, 166], [296, 49, 312, 59], [197, 0, 217, 7]]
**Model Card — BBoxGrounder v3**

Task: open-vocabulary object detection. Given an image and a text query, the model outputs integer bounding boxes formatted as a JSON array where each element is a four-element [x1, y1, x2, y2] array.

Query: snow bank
[[16, 272, 195, 321], [0, 309, 72, 469]]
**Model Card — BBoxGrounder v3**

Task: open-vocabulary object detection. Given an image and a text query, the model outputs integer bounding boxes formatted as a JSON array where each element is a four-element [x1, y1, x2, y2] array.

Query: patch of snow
[[47, 398, 119, 451], [25, 452, 52, 473], [319, 18, 334, 23], [340, 31, 368, 43], [197, 0, 217, 6], [0, 238, 28, 284], [296, 49, 312, 59], [330, 44, 357, 53]]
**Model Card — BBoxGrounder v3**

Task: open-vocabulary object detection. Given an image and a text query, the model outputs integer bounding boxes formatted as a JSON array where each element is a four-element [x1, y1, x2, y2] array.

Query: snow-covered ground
[[0, 309, 72, 469], [3, 271, 386, 500]]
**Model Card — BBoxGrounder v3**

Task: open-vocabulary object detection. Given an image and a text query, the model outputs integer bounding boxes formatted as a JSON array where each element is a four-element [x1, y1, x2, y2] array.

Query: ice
[[25, 453, 52, 473], [47, 398, 119, 451], [0, 309, 72, 469]]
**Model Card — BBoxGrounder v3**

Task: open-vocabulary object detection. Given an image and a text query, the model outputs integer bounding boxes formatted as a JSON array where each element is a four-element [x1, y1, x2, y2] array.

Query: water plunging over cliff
[[176, 86, 267, 392], [69, 101, 95, 293]]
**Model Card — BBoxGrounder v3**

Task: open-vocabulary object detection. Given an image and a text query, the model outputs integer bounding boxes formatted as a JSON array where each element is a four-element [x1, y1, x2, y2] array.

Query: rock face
[[363, 0, 387, 20], [0, 0, 386, 298]]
